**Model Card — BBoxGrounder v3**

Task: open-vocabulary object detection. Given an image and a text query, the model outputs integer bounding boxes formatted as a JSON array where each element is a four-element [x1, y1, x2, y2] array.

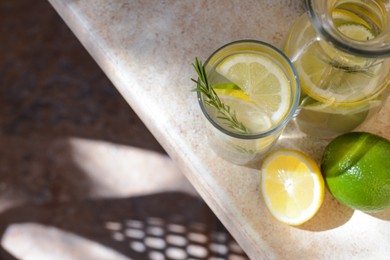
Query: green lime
[[321, 132, 390, 212], [212, 82, 241, 90]]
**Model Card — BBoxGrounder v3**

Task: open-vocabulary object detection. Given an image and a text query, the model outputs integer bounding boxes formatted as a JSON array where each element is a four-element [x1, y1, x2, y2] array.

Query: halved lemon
[[216, 53, 291, 124], [295, 24, 382, 105], [260, 149, 324, 225]]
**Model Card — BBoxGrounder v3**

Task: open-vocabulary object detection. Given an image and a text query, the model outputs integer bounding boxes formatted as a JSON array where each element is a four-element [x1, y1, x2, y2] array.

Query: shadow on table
[[0, 246, 17, 260], [0, 192, 249, 260], [300, 193, 390, 232], [297, 190, 354, 231], [263, 122, 387, 231], [368, 209, 390, 221], [0, 1, 248, 259]]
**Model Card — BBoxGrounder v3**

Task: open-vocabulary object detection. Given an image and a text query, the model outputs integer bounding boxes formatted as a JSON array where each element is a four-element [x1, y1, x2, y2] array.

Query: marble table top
[[47, 0, 390, 258]]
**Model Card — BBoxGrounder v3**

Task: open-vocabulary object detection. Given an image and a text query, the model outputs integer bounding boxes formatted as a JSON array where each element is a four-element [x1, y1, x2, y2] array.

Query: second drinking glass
[[196, 40, 300, 165]]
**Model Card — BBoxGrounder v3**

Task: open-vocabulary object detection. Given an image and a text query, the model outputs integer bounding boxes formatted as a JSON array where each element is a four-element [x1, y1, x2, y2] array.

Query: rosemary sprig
[[327, 58, 383, 77], [191, 57, 250, 134]]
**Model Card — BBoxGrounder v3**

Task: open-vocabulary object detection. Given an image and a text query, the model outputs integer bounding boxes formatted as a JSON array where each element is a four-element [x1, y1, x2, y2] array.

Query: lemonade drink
[[284, 0, 390, 138], [197, 40, 300, 165]]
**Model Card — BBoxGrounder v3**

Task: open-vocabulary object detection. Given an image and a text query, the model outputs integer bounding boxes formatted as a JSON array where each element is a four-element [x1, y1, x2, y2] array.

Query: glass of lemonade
[[284, 0, 390, 138], [197, 40, 300, 165]]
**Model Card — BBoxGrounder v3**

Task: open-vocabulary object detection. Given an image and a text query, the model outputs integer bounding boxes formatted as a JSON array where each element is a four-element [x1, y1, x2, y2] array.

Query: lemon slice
[[215, 88, 254, 104], [295, 24, 381, 105], [303, 98, 382, 115], [332, 9, 371, 30], [260, 149, 325, 225], [338, 24, 375, 41], [212, 90, 272, 133], [216, 53, 291, 124]]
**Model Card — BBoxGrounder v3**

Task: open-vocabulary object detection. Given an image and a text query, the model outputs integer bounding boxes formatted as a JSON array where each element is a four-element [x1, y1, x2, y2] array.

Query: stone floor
[[0, 1, 248, 259]]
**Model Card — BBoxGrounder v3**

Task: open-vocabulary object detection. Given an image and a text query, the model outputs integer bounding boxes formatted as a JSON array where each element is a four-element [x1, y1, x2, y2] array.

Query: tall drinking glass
[[197, 40, 300, 165]]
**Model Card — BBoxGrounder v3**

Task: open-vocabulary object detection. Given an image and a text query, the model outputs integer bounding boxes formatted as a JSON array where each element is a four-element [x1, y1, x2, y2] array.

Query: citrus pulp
[[260, 149, 324, 225]]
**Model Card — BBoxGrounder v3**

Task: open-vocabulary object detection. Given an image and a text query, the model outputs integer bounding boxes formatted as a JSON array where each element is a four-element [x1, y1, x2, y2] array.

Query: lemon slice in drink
[[332, 9, 371, 30], [338, 24, 375, 41], [213, 88, 272, 133], [296, 24, 381, 105], [215, 88, 254, 104], [216, 53, 291, 124], [260, 149, 325, 225]]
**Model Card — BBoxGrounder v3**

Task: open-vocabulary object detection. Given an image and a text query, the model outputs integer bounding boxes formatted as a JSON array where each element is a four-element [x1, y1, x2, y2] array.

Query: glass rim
[[197, 39, 300, 140], [305, 0, 390, 58]]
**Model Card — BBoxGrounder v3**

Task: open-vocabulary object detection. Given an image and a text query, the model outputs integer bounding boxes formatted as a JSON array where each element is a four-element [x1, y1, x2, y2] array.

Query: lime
[[216, 53, 291, 124], [212, 82, 241, 90], [260, 149, 325, 225], [321, 132, 390, 212]]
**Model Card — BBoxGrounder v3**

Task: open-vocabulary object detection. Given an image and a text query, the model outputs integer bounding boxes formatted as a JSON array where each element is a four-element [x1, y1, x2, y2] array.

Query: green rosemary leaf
[[327, 58, 383, 76], [191, 57, 250, 134]]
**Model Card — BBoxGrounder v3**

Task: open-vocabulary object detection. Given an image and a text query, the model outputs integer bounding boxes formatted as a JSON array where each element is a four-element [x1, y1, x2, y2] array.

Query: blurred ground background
[[0, 1, 248, 259]]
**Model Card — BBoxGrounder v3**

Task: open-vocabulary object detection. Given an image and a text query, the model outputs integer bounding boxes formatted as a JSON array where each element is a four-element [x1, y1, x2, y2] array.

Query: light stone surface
[[47, 0, 390, 259]]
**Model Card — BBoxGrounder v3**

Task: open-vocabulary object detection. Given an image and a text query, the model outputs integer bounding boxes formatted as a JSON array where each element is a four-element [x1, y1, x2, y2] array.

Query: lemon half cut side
[[260, 149, 325, 225], [216, 53, 291, 125]]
